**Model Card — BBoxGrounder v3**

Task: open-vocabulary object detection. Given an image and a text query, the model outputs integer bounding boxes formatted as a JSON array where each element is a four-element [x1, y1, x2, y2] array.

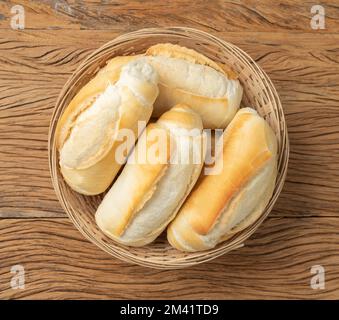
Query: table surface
[[0, 0, 339, 299]]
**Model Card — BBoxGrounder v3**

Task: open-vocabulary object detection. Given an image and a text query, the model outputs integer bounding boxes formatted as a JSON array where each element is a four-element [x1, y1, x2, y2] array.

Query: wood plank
[[1, 30, 339, 218], [0, 0, 338, 32], [0, 0, 337, 302], [0, 30, 339, 217], [0, 217, 338, 299]]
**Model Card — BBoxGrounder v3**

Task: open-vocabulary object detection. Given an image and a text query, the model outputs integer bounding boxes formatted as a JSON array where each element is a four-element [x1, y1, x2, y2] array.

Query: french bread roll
[[95, 104, 206, 246], [145, 43, 243, 128], [167, 107, 278, 252], [102, 43, 243, 128], [56, 59, 159, 195]]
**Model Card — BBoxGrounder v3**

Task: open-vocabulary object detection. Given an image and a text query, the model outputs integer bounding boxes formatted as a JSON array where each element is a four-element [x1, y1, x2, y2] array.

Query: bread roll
[[167, 108, 278, 252], [102, 43, 243, 128], [56, 59, 159, 195], [98, 55, 140, 77], [95, 105, 206, 246], [145, 43, 243, 128]]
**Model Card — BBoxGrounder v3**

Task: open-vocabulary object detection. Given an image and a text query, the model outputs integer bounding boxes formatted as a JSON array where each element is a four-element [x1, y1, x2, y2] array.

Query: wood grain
[[1, 30, 339, 218], [0, 0, 338, 32], [0, 0, 339, 299], [0, 217, 338, 299]]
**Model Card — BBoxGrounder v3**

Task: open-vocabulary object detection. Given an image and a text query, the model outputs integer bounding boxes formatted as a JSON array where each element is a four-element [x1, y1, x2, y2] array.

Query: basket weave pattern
[[48, 27, 289, 269]]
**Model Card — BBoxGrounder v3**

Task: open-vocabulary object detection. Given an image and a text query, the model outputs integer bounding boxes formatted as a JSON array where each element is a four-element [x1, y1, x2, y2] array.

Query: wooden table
[[0, 0, 338, 299]]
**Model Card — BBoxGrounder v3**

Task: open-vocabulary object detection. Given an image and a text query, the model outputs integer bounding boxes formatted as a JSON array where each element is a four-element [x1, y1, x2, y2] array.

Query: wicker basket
[[48, 27, 289, 269]]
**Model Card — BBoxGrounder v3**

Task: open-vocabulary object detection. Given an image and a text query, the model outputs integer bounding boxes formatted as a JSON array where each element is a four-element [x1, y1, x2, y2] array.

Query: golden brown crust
[[146, 43, 237, 79], [170, 108, 277, 239], [56, 72, 116, 150], [95, 104, 205, 245], [218, 166, 277, 242], [108, 104, 202, 236], [113, 123, 172, 236], [154, 83, 230, 128], [60, 145, 121, 195], [93, 45, 240, 129], [146, 43, 224, 73], [56, 58, 158, 195], [56, 56, 131, 150], [157, 103, 203, 130], [190, 115, 273, 235], [58, 87, 154, 195], [99, 55, 140, 74]]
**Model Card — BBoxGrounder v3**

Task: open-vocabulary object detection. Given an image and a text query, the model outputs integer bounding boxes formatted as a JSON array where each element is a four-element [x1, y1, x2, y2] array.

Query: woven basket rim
[[48, 26, 289, 269]]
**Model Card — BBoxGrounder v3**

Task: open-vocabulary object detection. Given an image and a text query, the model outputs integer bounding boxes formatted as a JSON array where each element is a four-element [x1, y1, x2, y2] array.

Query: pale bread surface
[[57, 59, 159, 195], [167, 108, 278, 251], [95, 105, 206, 246]]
